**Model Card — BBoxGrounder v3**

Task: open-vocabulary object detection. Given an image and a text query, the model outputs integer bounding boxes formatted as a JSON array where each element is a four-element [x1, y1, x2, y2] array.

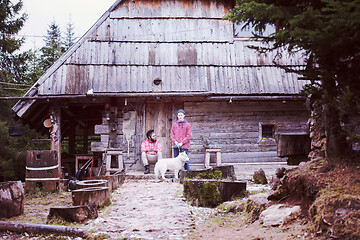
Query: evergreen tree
[[0, 1, 48, 181], [0, 0, 29, 96], [64, 18, 76, 51], [227, 0, 360, 163], [26, 48, 42, 82], [39, 20, 64, 73]]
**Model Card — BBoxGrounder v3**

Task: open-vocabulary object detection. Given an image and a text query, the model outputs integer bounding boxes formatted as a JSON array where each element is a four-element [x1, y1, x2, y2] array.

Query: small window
[[262, 125, 275, 139]]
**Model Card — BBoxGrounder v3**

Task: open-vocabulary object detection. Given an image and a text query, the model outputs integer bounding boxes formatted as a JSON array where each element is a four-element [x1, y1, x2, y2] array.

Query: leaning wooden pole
[[0, 221, 87, 238]]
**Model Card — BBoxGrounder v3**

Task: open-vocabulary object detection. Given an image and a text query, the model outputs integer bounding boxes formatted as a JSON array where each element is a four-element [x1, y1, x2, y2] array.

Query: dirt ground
[[187, 207, 308, 240], [0, 174, 310, 240]]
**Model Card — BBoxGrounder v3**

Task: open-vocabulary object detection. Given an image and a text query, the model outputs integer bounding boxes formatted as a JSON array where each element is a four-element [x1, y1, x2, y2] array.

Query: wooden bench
[[204, 148, 222, 168]]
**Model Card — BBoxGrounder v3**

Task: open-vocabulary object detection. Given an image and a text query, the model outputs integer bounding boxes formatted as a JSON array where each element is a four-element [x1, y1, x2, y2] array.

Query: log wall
[[185, 100, 309, 164], [91, 103, 146, 172]]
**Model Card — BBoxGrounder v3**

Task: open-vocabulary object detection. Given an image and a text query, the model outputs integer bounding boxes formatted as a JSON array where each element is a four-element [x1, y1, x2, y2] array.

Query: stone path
[[86, 179, 194, 239]]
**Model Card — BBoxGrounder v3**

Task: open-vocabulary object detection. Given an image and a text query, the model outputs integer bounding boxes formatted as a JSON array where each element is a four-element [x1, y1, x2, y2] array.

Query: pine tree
[[39, 20, 64, 73], [64, 18, 76, 51], [0, 1, 47, 181], [227, 0, 360, 163], [0, 0, 29, 96], [26, 48, 42, 83]]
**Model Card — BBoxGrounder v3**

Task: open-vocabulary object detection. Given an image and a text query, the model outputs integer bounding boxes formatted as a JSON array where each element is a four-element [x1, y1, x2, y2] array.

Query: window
[[111, 155, 119, 168], [234, 23, 276, 38], [262, 124, 275, 139]]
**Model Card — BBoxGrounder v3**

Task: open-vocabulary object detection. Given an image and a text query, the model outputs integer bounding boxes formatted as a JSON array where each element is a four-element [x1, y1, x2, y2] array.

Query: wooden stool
[[204, 148, 221, 168], [105, 150, 123, 175]]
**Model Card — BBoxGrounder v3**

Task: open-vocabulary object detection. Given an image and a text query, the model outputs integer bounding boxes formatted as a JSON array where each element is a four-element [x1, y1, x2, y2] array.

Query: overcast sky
[[19, 0, 116, 51]]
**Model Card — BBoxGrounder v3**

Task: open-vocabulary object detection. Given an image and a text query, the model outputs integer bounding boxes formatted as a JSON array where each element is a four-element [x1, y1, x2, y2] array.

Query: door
[[145, 102, 173, 158]]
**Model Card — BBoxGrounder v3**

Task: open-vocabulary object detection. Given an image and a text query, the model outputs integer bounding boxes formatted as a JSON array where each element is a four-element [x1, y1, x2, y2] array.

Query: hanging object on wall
[[122, 111, 136, 157], [43, 118, 53, 128]]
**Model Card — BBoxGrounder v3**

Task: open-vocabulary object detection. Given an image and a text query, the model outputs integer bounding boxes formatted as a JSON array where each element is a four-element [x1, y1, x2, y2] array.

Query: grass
[[1, 189, 80, 227]]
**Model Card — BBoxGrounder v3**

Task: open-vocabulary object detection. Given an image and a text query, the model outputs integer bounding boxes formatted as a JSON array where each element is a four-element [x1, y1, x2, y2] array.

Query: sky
[[18, 0, 116, 51]]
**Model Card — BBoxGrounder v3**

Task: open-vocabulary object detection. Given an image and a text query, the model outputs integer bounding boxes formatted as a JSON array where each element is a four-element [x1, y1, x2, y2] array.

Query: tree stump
[[0, 181, 24, 218], [183, 179, 222, 207], [85, 173, 125, 191], [48, 205, 98, 222], [72, 187, 109, 208], [75, 180, 108, 190], [181, 165, 236, 181], [219, 181, 247, 201], [183, 179, 246, 207]]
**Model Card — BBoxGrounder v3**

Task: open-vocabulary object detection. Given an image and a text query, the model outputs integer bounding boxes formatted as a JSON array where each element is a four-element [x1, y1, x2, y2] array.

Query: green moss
[[198, 170, 223, 180], [309, 183, 360, 239], [217, 200, 245, 214], [200, 181, 222, 208], [184, 179, 223, 207], [241, 199, 267, 223], [46, 216, 75, 226], [87, 231, 111, 240]]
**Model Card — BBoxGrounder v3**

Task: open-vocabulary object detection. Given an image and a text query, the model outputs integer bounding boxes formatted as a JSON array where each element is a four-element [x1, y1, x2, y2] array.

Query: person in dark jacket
[[171, 109, 192, 170]]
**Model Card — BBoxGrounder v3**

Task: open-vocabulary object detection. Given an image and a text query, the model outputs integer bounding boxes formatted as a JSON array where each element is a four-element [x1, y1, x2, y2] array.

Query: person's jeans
[[173, 148, 189, 170]]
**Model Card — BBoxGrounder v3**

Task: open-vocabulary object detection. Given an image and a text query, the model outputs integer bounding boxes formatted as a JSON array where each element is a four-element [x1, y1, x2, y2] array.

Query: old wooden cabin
[[13, 0, 309, 189]]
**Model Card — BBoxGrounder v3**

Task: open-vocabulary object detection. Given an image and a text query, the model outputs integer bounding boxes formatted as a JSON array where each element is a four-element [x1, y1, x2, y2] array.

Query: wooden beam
[[49, 105, 61, 176], [68, 121, 76, 155], [83, 127, 89, 154], [0, 221, 87, 238], [206, 95, 306, 101]]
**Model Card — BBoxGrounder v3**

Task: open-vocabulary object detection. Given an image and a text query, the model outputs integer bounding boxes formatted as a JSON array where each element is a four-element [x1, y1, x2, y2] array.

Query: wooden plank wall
[[111, 0, 235, 19], [184, 101, 309, 164], [91, 103, 146, 171]]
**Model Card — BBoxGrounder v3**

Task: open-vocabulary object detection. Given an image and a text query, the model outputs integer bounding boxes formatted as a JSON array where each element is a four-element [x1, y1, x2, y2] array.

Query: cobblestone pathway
[[86, 179, 194, 239]]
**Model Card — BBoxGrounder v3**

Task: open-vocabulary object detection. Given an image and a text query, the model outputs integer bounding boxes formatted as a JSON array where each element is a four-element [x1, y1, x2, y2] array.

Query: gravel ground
[[86, 179, 195, 239], [0, 162, 300, 239]]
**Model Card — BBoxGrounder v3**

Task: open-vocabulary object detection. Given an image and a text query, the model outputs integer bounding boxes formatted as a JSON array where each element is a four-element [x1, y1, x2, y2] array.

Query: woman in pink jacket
[[171, 109, 192, 170]]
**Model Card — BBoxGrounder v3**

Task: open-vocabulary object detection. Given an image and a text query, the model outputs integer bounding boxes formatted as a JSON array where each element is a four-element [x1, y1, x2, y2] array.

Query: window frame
[[258, 122, 277, 144]]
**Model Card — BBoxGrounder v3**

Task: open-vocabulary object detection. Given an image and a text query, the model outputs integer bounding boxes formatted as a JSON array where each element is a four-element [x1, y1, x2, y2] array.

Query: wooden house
[[13, 0, 309, 180]]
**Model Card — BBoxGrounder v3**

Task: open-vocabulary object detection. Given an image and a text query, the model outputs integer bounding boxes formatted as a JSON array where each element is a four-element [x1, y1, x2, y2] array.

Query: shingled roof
[[13, 0, 307, 119]]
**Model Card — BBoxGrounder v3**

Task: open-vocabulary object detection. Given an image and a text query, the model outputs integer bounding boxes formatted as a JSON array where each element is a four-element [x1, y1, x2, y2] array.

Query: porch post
[[50, 105, 61, 177], [83, 126, 89, 154], [68, 121, 75, 155]]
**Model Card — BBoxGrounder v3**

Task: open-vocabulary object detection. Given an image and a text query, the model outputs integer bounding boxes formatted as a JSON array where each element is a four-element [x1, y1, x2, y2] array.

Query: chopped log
[[48, 205, 98, 223], [0, 221, 87, 238], [72, 187, 110, 208], [0, 181, 24, 218]]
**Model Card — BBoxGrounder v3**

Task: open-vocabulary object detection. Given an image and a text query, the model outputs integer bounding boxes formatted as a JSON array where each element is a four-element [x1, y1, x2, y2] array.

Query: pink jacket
[[141, 139, 162, 155], [171, 120, 192, 149]]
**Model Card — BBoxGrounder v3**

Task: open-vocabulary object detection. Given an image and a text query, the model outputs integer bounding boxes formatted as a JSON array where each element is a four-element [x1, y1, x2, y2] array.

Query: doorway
[[145, 102, 173, 158]]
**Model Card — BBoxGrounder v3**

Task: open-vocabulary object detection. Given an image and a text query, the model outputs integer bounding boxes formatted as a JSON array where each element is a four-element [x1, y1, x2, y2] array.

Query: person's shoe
[[144, 165, 150, 174]]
